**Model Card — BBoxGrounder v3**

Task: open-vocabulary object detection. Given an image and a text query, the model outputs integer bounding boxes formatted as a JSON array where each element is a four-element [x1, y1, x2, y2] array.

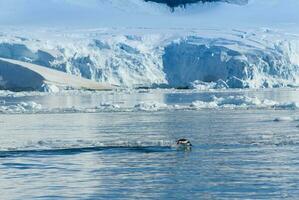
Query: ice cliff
[[0, 28, 299, 89]]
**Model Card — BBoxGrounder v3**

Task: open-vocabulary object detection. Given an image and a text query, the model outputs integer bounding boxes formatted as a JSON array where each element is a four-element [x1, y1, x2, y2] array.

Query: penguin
[[176, 139, 192, 150]]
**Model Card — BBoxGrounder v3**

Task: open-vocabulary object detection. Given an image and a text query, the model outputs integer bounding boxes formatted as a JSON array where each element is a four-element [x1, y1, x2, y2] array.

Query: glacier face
[[0, 28, 299, 89], [163, 35, 299, 88]]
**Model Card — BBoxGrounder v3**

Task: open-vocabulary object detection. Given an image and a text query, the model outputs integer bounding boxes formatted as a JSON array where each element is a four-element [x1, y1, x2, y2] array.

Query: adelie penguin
[[176, 139, 192, 150]]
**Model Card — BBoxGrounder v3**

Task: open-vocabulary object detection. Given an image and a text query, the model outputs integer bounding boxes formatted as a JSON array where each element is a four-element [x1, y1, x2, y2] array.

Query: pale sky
[[0, 0, 298, 29]]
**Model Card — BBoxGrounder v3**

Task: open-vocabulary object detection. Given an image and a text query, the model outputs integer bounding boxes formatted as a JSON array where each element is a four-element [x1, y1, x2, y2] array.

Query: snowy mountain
[[0, 0, 299, 90]]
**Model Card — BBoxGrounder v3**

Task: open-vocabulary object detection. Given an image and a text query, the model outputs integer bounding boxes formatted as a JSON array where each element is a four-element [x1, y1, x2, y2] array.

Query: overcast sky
[[0, 0, 298, 29]]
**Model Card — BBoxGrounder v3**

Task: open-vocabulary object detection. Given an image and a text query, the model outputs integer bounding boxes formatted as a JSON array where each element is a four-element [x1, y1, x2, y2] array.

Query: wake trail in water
[[0, 140, 176, 157]]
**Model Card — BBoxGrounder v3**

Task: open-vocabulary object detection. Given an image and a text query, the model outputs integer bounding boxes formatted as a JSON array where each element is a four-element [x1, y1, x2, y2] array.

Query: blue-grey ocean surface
[[1, 89, 299, 199]]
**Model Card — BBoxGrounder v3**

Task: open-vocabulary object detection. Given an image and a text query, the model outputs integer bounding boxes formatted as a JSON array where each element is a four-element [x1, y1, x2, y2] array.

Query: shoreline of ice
[[1, 93, 299, 114], [1, 27, 299, 90]]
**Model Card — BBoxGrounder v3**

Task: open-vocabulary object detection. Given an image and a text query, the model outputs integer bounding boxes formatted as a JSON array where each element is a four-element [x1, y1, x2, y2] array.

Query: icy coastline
[[0, 28, 299, 91]]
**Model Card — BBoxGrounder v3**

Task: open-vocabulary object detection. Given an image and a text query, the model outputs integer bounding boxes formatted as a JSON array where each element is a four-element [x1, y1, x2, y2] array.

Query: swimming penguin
[[176, 139, 192, 150], [177, 139, 192, 146]]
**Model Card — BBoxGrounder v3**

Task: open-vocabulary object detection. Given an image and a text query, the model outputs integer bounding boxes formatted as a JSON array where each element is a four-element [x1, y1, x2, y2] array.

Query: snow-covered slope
[[0, 57, 114, 91], [1, 28, 299, 89]]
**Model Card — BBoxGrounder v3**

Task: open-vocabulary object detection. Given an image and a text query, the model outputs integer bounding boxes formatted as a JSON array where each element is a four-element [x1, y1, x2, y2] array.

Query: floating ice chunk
[[190, 100, 218, 109], [98, 102, 121, 110], [191, 79, 230, 90], [217, 96, 261, 107], [134, 101, 168, 111], [190, 95, 299, 110], [191, 95, 262, 109], [1, 94, 299, 114], [271, 102, 299, 110], [190, 80, 215, 90], [0, 101, 42, 114], [19, 101, 42, 110], [42, 83, 60, 93]]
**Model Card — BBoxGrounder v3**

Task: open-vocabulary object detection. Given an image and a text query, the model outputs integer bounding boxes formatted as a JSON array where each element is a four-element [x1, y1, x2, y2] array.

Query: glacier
[[0, 28, 299, 89]]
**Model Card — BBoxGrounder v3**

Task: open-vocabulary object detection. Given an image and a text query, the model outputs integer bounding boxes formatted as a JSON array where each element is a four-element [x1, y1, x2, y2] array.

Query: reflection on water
[[1, 89, 299, 199]]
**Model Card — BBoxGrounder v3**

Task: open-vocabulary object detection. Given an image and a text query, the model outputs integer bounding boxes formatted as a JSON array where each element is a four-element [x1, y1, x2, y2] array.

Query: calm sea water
[[1, 89, 299, 199]]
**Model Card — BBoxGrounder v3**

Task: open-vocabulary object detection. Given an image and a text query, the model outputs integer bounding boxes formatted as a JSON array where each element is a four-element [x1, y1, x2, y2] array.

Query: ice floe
[[1, 94, 299, 114]]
